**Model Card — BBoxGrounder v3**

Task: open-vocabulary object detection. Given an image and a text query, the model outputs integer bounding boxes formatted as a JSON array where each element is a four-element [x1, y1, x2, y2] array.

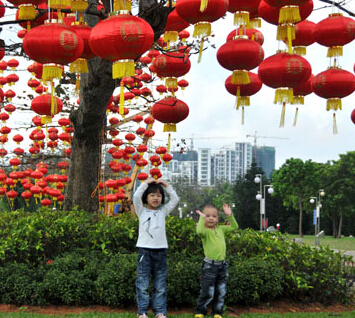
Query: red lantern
[[4, 104, 16, 114], [313, 67, 355, 133], [150, 168, 161, 179], [0, 61, 7, 73], [137, 172, 148, 181], [217, 36, 264, 85], [28, 78, 41, 90], [153, 52, 191, 90], [290, 20, 316, 56], [13, 134, 23, 144], [351, 108, 355, 125], [89, 14, 154, 79], [162, 153, 173, 164], [263, 0, 310, 24], [7, 59, 19, 70], [4, 89, 16, 101], [31, 94, 63, 122], [226, 28, 264, 46], [6, 74, 19, 86], [164, 8, 190, 43], [314, 13, 355, 58], [178, 30, 190, 41]]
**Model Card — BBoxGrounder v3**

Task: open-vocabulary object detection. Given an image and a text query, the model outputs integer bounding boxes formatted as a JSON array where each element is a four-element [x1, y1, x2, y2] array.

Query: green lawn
[[288, 234, 355, 251], [0, 313, 355, 318]]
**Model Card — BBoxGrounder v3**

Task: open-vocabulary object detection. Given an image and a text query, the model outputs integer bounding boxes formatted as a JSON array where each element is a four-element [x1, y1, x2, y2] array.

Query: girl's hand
[[196, 210, 206, 218], [146, 177, 156, 184], [222, 203, 232, 216], [156, 179, 169, 187]]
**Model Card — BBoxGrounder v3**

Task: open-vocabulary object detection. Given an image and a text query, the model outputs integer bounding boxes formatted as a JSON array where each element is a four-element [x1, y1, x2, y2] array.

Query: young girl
[[133, 177, 179, 318]]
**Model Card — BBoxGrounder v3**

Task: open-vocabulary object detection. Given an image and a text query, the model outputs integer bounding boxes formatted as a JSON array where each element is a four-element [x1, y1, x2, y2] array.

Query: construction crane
[[246, 131, 289, 162]]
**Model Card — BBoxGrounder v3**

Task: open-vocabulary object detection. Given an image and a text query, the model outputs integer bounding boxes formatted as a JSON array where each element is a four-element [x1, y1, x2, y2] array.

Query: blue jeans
[[136, 248, 167, 315], [195, 260, 228, 316]]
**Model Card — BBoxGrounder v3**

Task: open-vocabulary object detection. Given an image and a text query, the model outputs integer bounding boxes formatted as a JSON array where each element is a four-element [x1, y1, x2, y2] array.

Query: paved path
[[332, 249, 355, 260]]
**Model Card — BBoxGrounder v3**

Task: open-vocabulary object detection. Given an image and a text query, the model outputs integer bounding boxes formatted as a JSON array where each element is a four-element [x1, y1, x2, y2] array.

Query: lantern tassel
[[42, 64, 63, 82], [293, 46, 306, 56], [232, 70, 250, 85], [18, 4, 36, 20], [274, 88, 293, 104], [199, 0, 208, 12], [327, 46, 343, 58], [333, 113, 338, 134], [198, 38, 205, 63], [249, 18, 261, 28], [279, 5, 301, 24], [71, 0, 88, 12], [241, 106, 245, 125], [234, 11, 249, 26], [193, 22, 211, 38], [69, 58, 88, 74], [163, 123, 176, 132], [293, 107, 298, 126], [164, 31, 178, 43], [326, 98, 342, 111], [165, 77, 178, 89], [119, 81, 125, 115], [113, 60, 135, 79], [167, 133, 171, 152], [292, 95, 304, 105], [279, 102, 286, 128]]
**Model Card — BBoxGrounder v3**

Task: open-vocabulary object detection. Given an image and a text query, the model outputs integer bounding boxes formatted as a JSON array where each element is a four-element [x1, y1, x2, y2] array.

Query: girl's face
[[203, 206, 219, 229], [146, 191, 162, 210]]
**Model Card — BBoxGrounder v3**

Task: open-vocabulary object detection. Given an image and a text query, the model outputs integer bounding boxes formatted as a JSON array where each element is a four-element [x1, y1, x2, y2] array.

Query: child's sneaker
[[138, 314, 148, 318], [156, 314, 167, 318], [213, 315, 223, 318], [195, 315, 204, 318]]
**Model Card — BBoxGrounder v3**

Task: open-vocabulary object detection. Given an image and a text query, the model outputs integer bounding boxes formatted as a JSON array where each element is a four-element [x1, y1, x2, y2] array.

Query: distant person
[[133, 177, 179, 318], [194, 204, 239, 318]]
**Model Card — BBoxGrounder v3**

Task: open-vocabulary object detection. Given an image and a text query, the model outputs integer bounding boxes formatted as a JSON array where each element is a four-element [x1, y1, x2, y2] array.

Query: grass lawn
[[1, 313, 355, 318], [288, 234, 355, 251]]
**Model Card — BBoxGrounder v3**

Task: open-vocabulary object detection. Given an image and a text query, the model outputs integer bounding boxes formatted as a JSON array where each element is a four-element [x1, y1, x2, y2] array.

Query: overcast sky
[[152, 1, 355, 169]]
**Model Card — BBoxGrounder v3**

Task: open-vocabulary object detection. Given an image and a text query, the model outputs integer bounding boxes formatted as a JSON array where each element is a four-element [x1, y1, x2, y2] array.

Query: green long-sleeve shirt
[[196, 214, 239, 261]]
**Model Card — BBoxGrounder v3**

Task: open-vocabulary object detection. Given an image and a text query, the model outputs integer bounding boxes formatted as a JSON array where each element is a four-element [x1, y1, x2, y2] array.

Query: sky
[[1, 1, 355, 170], [152, 1, 355, 169]]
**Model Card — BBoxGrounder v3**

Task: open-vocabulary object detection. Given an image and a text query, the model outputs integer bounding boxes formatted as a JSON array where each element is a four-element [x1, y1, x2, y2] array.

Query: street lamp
[[178, 202, 187, 218], [310, 189, 325, 245], [255, 175, 274, 232]]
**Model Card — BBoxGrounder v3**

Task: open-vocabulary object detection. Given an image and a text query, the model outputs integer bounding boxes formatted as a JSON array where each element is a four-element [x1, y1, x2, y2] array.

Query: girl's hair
[[142, 182, 165, 204]]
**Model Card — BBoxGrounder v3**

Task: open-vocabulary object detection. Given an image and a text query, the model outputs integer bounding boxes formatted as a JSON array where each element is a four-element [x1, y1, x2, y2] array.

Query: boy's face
[[203, 206, 219, 229]]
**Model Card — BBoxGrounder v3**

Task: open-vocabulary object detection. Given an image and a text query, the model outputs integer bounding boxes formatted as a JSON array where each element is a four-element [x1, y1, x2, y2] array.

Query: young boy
[[194, 204, 238, 318]]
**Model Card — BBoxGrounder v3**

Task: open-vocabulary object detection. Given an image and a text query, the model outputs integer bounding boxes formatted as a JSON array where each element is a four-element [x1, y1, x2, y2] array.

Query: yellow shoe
[[214, 315, 223, 318], [195, 315, 204, 318]]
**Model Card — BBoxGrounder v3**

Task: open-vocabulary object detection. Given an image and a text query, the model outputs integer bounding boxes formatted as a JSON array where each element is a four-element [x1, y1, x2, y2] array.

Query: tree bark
[[298, 198, 303, 237], [337, 211, 343, 238]]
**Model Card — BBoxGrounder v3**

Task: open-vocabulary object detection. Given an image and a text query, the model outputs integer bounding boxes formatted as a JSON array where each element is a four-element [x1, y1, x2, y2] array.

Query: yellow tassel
[[333, 113, 338, 134], [274, 88, 293, 104], [42, 64, 63, 82], [113, 0, 124, 11], [237, 96, 250, 108], [71, 0, 88, 12], [279, 5, 301, 24], [50, 84, 58, 116], [277, 24, 295, 48], [241, 106, 245, 125], [293, 107, 298, 126], [69, 58, 88, 74], [167, 133, 171, 152], [234, 11, 249, 26], [292, 96, 304, 105], [41, 116, 52, 124], [165, 77, 178, 89], [200, 0, 208, 12], [231, 70, 250, 85], [249, 18, 261, 28], [163, 123, 176, 132], [279, 102, 286, 128], [18, 4, 36, 20], [326, 98, 342, 111], [51, 0, 71, 10], [193, 22, 211, 38], [293, 46, 306, 56], [198, 38, 205, 63], [164, 31, 178, 43], [119, 81, 125, 115], [327, 46, 343, 57], [112, 59, 135, 79]]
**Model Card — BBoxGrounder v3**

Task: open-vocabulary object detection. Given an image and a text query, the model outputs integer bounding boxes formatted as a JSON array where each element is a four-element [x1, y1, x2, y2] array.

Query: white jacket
[[133, 182, 179, 249]]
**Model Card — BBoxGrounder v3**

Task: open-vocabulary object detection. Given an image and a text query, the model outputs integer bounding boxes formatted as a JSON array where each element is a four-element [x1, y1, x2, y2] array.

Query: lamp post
[[255, 174, 274, 232], [178, 202, 187, 218], [310, 189, 325, 245]]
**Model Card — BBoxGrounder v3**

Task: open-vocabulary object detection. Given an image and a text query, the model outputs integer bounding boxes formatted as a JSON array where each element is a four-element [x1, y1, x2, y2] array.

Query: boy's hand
[[196, 210, 206, 218], [156, 179, 169, 187], [222, 203, 232, 216]]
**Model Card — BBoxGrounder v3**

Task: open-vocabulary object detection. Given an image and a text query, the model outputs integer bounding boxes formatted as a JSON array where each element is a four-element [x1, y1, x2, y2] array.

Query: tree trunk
[[64, 58, 115, 212], [337, 211, 343, 238], [332, 215, 338, 238], [298, 199, 303, 237]]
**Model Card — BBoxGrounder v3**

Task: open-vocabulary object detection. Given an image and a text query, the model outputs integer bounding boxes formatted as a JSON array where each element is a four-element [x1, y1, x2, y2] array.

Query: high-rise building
[[214, 148, 238, 183], [235, 142, 253, 176], [254, 146, 276, 177], [198, 148, 212, 186]]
